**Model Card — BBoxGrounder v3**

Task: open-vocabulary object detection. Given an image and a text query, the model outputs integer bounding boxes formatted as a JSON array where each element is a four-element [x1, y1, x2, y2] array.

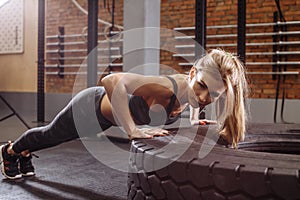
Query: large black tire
[[127, 124, 300, 200]]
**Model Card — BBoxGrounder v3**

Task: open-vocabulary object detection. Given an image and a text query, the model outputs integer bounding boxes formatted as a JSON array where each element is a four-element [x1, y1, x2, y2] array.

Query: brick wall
[[45, 0, 123, 93], [45, 0, 300, 99]]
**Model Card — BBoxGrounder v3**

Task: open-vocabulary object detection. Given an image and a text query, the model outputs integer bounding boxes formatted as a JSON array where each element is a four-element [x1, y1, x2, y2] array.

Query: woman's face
[[188, 67, 225, 108]]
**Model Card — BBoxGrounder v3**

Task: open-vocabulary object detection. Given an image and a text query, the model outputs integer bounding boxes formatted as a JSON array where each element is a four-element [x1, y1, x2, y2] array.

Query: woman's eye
[[198, 82, 206, 88]]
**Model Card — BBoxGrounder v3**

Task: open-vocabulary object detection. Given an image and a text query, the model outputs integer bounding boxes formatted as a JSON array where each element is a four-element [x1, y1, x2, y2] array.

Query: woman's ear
[[189, 67, 197, 80]]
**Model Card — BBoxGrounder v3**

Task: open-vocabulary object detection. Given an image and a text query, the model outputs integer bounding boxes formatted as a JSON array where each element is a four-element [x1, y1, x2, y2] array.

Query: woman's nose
[[199, 91, 211, 105]]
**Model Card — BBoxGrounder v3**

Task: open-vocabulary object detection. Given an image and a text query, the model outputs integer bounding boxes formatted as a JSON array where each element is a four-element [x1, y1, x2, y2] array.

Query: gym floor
[[0, 139, 129, 200], [1, 116, 300, 199], [0, 106, 129, 200]]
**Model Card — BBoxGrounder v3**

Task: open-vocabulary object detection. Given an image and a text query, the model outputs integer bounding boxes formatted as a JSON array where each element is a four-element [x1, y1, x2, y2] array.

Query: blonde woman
[[0, 49, 248, 179]]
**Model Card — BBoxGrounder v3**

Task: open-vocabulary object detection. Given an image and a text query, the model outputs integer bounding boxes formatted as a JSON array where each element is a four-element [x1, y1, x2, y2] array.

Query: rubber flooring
[[0, 139, 129, 200], [1, 123, 300, 200]]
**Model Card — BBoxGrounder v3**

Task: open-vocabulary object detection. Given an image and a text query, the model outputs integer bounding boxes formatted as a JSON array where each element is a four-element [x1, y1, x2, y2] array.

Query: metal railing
[[174, 19, 300, 124], [174, 21, 300, 31], [173, 20, 300, 72], [45, 27, 123, 76]]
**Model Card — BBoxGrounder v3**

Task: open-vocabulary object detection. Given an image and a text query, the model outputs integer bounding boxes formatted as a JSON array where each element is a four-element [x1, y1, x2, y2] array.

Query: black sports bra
[[128, 76, 180, 126]]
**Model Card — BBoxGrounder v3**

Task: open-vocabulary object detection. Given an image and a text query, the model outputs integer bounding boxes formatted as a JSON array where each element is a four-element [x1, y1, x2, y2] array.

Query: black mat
[[1, 139, 129, 200]]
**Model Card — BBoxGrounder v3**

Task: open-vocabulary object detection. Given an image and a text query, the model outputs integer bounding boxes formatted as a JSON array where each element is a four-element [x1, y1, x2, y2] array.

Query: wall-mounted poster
[[0, 0, 24, 54]]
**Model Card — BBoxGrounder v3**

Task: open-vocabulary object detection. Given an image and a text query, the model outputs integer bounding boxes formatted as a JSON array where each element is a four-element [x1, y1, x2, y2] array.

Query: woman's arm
[[189, 105, 200, 125], [189, 105, 217, 125], [101, 73, 172, 139]]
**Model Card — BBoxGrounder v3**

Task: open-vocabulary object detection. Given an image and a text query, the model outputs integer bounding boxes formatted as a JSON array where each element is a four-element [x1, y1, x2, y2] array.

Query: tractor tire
[[127, 125, 300, 200]]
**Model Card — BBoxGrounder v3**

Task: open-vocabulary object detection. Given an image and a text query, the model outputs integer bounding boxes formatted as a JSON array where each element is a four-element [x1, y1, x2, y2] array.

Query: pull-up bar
[[194, 0, 247, 119], [87, 0, 99, 87], [195, 0, 246, 63], [238, 0, 246, 64]]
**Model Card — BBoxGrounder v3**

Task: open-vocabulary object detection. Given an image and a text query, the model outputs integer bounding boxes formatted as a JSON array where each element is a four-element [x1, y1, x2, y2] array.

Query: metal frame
[[37, 0, 45, 123], [174, 19, 300, 68], [45, 31, 120, 40], [174, 21, 300, 31], [46, 71, 113, 76], [174, 31, 300, 40], [0, 95, 31, 129], [246, 71, 299, 75], [45, 30, 123, 74], [46, 47, 121, 54], [238, 0, 246, 64], [195, 0, 206, 57], [174, 41, 300, 47], [176, 8, 299, 124], [87, 0, 99, 87], [46, 63, 123, 68], [38, 0, 101, 120], [58, 26, 65, 78]]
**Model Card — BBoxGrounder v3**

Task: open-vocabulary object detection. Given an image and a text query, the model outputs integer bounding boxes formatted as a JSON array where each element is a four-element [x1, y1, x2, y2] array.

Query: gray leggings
[[12, 87, 113, 154]]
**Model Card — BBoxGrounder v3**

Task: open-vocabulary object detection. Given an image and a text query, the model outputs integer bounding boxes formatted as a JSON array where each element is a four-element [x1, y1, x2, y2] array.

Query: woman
[[0, 49, 248, 179]]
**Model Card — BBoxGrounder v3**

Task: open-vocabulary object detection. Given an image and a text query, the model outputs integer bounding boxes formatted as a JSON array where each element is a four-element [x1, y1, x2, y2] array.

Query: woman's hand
[[129, 128, 169, 140], [191, 119, 217, 126]]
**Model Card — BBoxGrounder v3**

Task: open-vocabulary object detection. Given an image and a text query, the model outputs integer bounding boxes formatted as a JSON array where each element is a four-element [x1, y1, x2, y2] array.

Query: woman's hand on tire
[[128, 128, 169, 140], [191, 119, 217, 126]]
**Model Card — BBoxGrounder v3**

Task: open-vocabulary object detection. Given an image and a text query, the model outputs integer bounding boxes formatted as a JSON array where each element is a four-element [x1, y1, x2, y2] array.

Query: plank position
[[0, 49, 248, 179]]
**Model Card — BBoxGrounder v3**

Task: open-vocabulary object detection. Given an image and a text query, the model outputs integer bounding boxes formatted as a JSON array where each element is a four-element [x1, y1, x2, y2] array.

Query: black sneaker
[[0, 143, 22, 179], [19, 154, 35, 177]]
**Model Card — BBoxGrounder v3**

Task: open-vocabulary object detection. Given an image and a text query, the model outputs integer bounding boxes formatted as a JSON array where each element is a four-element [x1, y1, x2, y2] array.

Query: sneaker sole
[[21, 172, 35, 177], [0, 144, 22, 180]]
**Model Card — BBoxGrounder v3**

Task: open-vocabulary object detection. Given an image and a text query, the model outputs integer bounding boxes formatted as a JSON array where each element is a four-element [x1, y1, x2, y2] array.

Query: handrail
[[47, 41, 86, 46], [178, 62, 300, 66], [46, 71, 112, 76], [246, 51, 300, 56], [173, 51, 300, 57], [174, 31, 300, 40], [246, 71, 299, 75], [46, 40, 122, 47], [45, 27, 124, 79], [47, 56, 87, 61], [173, 53, 195, 57], [46, 31, 121, 39], [46, 49, 86, 53], [174, 21, 300, 31], [247, 61, 300, 65], [46, 47, 121, 54], [45, 63, 123, 68], [174, 40, 300, 48]]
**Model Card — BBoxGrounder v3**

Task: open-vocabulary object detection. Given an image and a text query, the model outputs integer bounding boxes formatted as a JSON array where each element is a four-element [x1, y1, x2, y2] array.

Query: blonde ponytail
[[195, 49, 249, 148]]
